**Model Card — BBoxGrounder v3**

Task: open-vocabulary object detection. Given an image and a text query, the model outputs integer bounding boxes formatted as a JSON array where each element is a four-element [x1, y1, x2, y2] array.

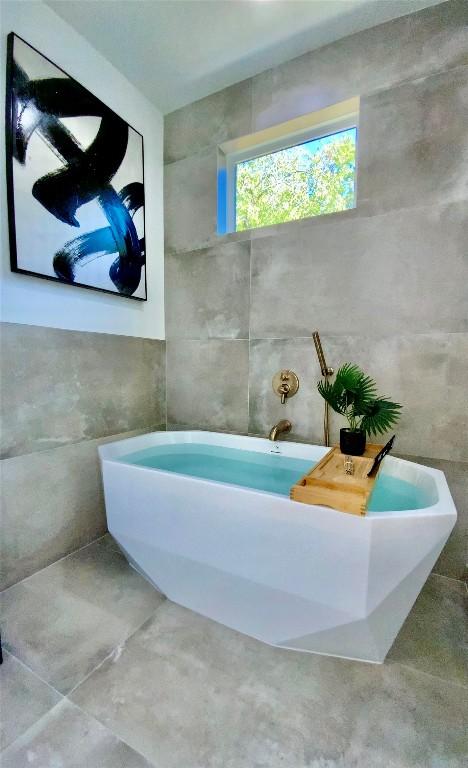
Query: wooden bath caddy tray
[[290, 443, 385, 516]]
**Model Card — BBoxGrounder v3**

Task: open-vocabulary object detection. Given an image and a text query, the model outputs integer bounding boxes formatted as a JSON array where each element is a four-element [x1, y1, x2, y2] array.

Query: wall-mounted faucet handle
[[272, 370, 299, 403], [279, 382, 290, 404]]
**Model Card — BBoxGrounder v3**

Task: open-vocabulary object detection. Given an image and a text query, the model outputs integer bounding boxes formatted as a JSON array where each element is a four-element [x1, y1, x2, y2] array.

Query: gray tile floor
[[1, 535, 466, 767]]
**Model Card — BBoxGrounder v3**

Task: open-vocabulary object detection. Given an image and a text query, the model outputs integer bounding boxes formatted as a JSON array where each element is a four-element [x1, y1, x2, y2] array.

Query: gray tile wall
[[0, 322, 166, 590], [164, 1, 468, 580]]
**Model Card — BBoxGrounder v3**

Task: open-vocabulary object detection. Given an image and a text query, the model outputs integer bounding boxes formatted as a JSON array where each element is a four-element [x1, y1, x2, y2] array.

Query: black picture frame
[[5, 32, 148, 301]]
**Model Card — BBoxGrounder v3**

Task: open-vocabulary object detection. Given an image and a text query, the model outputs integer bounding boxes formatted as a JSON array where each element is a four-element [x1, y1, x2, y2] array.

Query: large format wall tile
[[162, 0, 467, 496], [249, 338, 325, 444], [251, 0, 468, 130], [249, 334, 468, 462], [359, 66, 468, 215], [164, 148, 218, 255], [165, 241, 250, 339], [0, 427, 163, 591], [166, 339, 249, 432], [323, 332, 468, 462], [250, 202, 468, 339], [164, 79, 252, 164], [1, 438, 105, 591], [0, 323, 165, 459]]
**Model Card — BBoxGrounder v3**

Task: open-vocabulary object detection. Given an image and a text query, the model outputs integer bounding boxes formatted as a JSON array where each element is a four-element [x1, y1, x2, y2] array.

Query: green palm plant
[[317, 363, 402, 437]]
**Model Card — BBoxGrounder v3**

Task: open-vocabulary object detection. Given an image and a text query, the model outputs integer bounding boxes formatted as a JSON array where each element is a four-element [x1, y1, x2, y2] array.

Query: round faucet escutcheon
[[272, 370, 299, 403]]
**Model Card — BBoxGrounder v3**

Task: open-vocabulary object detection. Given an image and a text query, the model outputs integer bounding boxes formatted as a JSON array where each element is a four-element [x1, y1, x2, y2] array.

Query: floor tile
[[0, 536, 165, 694], [1, 700, 154, 767], [71, 601, 467, 768], [389, 574, 468, 686], [0, 651, 62, 751]]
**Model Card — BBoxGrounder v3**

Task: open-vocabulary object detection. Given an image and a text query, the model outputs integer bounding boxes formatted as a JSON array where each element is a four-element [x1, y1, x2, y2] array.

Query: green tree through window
[[235, 128, 356, 231]]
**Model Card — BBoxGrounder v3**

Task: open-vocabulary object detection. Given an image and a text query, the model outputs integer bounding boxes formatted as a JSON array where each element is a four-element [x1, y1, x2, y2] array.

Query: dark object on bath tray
[[367, 435, 396, 477], [339, 427, 366, 456]]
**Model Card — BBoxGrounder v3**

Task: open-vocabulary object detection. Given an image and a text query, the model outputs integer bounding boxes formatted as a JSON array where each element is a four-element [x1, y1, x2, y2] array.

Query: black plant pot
[[340, 428, 366, 456]]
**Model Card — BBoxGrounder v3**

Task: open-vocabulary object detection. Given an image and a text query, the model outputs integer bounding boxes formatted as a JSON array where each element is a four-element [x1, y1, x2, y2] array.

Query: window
[[218, 97, 359, 234], [235, 126, 357, 231]]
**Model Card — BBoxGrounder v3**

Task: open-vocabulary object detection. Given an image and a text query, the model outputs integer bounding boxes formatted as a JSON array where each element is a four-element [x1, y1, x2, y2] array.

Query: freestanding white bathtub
[[99, 430, 457, 663]]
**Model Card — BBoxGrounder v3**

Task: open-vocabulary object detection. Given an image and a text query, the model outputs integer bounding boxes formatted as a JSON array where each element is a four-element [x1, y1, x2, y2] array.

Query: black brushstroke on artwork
[[6, 34, 146, 298]]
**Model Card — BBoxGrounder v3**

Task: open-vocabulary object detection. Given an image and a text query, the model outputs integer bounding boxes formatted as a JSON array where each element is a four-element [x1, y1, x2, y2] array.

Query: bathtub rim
[[98, 429, 457, 522]]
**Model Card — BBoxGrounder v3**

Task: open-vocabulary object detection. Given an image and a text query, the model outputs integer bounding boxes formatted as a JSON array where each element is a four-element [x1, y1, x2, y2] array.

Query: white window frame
[[218, 96, 360, 234]]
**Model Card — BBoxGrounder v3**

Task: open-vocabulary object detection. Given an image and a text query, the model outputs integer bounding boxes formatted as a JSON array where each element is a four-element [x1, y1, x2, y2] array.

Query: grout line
[[249, 74, 253, 134], [247, 239, 252, 433], [2, 648, 64, 700], [164, 336, 250, 341], [2, 560, 166, 702], [0, 696, 158, 768], [0, 533, 108, 595], [429, 572, 467, 586], [248, 333, 468, 343], [0, 699, 67, 757], [0, 424, 160, 463], [164, 58, 465, 169], [63, 645, 127, 699], [164, 338, 168, 431], [391, 660, 468, 691], [161, 425, 465, 467], [69, 699, 159, 767], [166, 199, 467, 259], [65, 600, 166, 698]]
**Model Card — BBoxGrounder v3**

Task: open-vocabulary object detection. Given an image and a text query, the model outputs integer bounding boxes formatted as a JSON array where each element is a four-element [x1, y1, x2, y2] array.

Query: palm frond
[[322, 363, 377, 413], [317, 377, 347, 415], [360, 398, 402, 437], [334, 363, 363, 392]]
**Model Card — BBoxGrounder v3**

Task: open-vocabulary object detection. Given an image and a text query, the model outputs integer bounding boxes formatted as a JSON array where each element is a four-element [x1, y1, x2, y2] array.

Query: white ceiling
[[46, 0, 444, 114]]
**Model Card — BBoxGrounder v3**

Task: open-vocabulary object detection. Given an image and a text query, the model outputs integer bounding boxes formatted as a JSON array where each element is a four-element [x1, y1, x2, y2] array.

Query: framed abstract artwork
[[5, 33, 147, 300]]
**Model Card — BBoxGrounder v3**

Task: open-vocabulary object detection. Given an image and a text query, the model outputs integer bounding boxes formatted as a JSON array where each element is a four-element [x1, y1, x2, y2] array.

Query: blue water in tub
[[119, 443, 431, 511]]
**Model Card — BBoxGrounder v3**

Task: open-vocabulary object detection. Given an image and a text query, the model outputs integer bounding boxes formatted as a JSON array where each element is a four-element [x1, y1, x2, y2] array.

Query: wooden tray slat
[[290, 444, 384, 516]]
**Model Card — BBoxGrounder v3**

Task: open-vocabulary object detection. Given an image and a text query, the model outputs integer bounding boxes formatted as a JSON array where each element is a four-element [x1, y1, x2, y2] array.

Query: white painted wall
[[0, 1, 165, 339]]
